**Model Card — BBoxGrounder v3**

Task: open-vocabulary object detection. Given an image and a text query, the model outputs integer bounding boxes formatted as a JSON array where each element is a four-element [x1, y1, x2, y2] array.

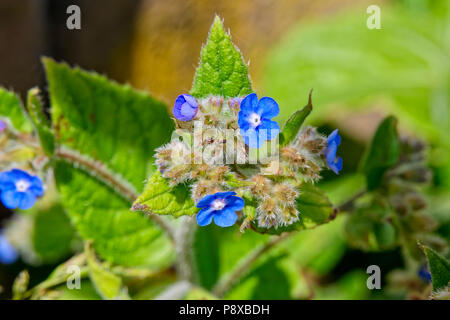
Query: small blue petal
[[0, 234, 18, 265], [196, 194, 217, 208], [226, 196, 245, 211], [0, 120, 6, 132], [258, 119, 280, 141], [325, 129, 343, 174], [196, 208, 214, 226], [18, 192, 37, 210], [173, 94, 198, 121], [257, 97, 279, 119], [1, 190, 21, 209], [29, 176, 44, 197], [328, 129, 341, 146], [213, 208, 238, 227], [326, 142, 338, 165], [239, 93, 258, 114], [242, 128, 261, 148]]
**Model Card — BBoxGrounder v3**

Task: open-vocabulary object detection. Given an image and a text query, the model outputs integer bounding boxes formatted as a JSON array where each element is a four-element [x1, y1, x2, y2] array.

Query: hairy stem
[[54, 148, 175, 241], [174, 216, 197, 282], [212, 232, 290, 297]]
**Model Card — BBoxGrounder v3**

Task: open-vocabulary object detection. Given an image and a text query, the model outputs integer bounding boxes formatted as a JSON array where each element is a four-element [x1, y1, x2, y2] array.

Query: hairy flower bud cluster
[[386, 136, 432, 219], [156, 93, 342, 229], [273, 127, 329, 182], [249, 175, 299, 228]]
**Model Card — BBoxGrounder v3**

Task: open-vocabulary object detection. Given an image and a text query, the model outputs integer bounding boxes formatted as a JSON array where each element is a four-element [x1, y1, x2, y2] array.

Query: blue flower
[[0, 169, 44, 210], [418, 265, 432, 283], [238, 93, 280, 148], [0, 120, 6, 132], [325, 129, 343, 174], [0, 233, 18, 265], [196, 191, 244, 227], [173, 94, 199, 121]]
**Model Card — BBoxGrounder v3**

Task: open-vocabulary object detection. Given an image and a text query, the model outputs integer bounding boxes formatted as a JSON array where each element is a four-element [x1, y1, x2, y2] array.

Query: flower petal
[[239, 93, 258, 113], [257, 97, 279, 119], [258, 120, 280, 141], [29, 176, 44, 197], [326, 142, 338, 165], [1, 190, 21, 209], [328, 129, 341, 146], [226, 196, 245, 211], [196, 194, 217, 208], [173, 94, 198, 121], [18, 192, 37, 210], [213, 208, 237, 227], [242, 128, 261, 148], [196, 208, 215, 226], [0, 234, 18, 265]]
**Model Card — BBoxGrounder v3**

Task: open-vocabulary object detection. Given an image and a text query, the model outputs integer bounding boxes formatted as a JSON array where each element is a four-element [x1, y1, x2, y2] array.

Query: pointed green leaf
[[279, 90, 313, 147], [0, 87, 32, 133], [251, 183, 336, 235], [44, 58, 175, 268], [132, 171, 197, 218], [190, 16, 253, 98], [360, 116, 400, 190], [26, 88, 55, 156], [423, 245, 450, 291]]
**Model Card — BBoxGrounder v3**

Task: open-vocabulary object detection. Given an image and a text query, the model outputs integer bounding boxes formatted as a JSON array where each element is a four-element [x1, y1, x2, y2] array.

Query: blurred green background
[[0, 0, 448, 299]]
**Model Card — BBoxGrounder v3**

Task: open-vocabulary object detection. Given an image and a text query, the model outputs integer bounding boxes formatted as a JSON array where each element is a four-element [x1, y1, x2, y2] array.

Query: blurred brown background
[[0, 0, 373, 105]]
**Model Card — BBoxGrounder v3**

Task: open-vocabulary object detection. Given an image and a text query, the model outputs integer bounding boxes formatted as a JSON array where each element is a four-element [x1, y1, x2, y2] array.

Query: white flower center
[[211, 199, 226, 211], [15, 179, 30, 192], [248, 113, 261, 128]]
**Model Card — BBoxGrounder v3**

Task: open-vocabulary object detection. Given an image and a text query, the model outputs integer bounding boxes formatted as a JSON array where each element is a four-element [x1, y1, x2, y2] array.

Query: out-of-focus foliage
[[262, 0, 450, 186]]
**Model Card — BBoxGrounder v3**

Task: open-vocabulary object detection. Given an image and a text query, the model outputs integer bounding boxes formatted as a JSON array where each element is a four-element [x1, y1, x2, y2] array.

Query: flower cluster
[[156, 93, 342, 229]]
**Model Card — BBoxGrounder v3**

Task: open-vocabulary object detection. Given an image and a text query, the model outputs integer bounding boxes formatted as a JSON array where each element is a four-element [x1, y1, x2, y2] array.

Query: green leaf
[[32, 202, 77, 264], [279, 90, 313, 147], [26, 88, 55, 156], [190, 16, 253, 98], [422, 245, 450, 291], [360, 116, 400, 190], [43, 58, 175, 268], [251, 183, 336, 235], [0, 87, 32, 133], [85, 242, 129, 300], [132, 171, 197, 217]]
